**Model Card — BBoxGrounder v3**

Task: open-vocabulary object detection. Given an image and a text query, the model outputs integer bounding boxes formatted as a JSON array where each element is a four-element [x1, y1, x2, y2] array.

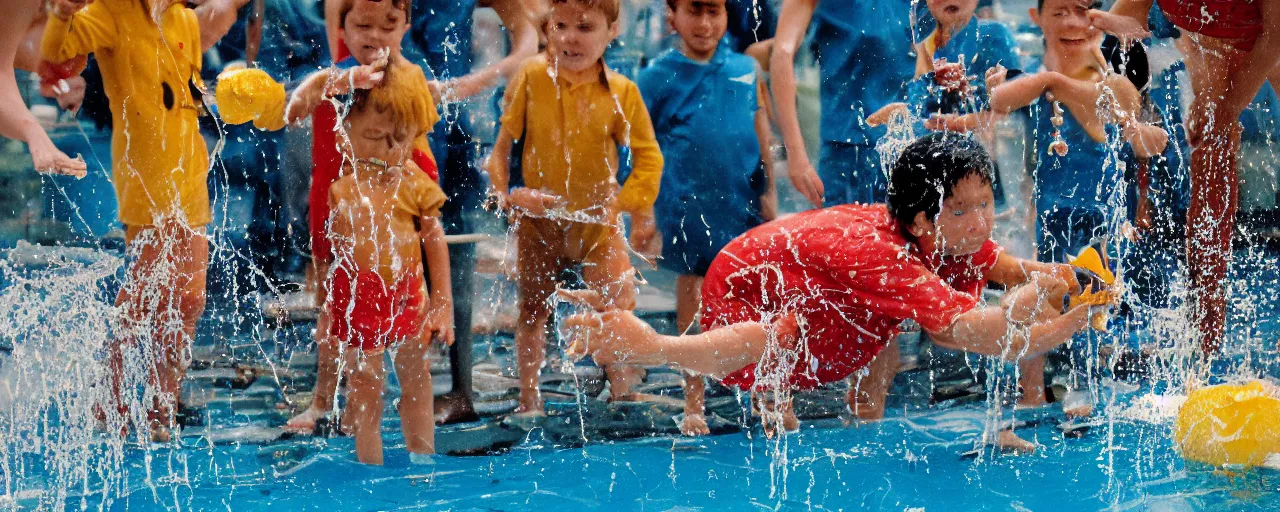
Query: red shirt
[[700, 204, 1003, 390]]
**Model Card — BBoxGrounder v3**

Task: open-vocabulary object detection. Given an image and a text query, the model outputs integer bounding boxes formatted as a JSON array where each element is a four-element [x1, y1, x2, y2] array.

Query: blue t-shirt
[[1030, 97, 1131, 213], [905, 18, 1020, 118], [811, 0, 918, 146], [637, 47, 764, 234]]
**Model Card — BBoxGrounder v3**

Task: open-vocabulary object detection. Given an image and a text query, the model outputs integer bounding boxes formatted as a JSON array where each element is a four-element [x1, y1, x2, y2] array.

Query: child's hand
[[426, 80, 444, 104], [1086, 9, 1150, 47], [629, 209, 658, 256], [788, 157, 825, 209], [932, 59, 969, 93], [866, 102, 907, 127], [507, 188, 564, 217], [985, 65, 1009, 90], [50, 0, 91, 19], [426, 300, 455, 346]]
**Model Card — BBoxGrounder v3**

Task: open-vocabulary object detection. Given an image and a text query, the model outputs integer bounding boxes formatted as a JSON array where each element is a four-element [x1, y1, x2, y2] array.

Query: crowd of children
[[7, 0, 1277, 463]]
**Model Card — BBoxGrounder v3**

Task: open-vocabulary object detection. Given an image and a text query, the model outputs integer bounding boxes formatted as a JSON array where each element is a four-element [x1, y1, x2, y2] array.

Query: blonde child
[[325, 62, 454, 465]]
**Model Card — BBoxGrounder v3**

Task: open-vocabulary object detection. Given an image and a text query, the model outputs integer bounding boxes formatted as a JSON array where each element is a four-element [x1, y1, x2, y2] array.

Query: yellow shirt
[[43, 0, 211, 227], [500, 54, 663, 214]]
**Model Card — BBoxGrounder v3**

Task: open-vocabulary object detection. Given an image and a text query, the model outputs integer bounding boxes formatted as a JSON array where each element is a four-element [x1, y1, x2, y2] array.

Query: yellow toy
[[1067, 246, 1117, 331], [1175, 381, 1280, 469], [215, 67, 287, 131]]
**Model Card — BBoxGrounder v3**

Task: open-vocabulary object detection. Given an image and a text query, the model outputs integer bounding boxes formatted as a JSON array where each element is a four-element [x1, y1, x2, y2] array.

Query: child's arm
[[616, 82, 664, 249], [42, 0, 116, 64], [194, 0, 252, 53], [770, 0, 824, 208], [988, 71, 1068, 114], [1087, 0, 1154, 44], [432, 0, 538, 102], [485, 129, 514, 208], [420, 215, 455, 345], [283, 56, 388, 124], [754, 73, 778, 222], [986, 252, 1079, 292], [930, 286, 1091, 360]]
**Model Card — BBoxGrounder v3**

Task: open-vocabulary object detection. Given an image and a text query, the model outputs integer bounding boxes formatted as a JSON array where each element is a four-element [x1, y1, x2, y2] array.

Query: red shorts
[[327, 267, 426, 351], [1157, 0, 1262, 51]]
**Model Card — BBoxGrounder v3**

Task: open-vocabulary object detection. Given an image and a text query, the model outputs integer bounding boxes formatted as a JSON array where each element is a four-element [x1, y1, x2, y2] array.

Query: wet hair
[[887, 133, 994, 240], [339, 0, 412, 29], [350, 62, 435, 138], [665, 0, 725, 12], [550, 0, 621, 25]]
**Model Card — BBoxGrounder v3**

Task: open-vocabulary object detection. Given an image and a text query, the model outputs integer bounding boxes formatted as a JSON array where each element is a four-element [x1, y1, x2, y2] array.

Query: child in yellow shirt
[[487, 0, 663, 416], [326, 61, 453, 465], [42, 0, 246, 442]]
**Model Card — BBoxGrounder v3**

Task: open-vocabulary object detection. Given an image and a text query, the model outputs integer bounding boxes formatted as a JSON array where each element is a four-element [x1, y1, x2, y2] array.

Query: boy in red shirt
[[564, 134, 1096, 446]]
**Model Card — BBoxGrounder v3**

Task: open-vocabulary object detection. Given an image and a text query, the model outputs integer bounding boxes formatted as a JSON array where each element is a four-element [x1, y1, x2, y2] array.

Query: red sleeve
[[823, 235, 981, 334], [412, 148, 439, 181]]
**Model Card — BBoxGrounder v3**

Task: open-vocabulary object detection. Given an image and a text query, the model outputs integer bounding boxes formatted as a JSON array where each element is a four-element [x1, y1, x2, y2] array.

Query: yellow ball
[[1174, 381, 1280, 468]]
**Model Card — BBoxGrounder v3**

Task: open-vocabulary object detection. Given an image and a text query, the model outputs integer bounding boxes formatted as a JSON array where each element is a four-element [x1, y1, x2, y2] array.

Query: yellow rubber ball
[[1174, 381, 1280, 468]]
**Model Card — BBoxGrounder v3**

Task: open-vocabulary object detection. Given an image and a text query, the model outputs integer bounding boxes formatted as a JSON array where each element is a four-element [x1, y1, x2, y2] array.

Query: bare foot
[[995, 430, 1037, 454], [680, 413, 711, 436], [434, 391, 480, 425], [847, 388, 887, 421], [284, 405, 327, 434], [1060, 390, 1095, 418], [756, 395, 800, 438], [513, 394, 544, 418], [150, 423, 172, 444]]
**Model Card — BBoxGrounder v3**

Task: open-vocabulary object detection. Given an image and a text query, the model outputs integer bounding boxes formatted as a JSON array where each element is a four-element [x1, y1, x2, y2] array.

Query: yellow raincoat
[[43, 0, 211, 227]]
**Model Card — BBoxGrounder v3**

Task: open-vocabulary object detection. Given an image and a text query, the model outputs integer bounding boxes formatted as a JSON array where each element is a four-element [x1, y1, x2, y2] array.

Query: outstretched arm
[[770, 0, 823, 208], [433, 0, 538, 102], [284, 55, 387, 124], [929, 279, 1091, 360], [195, 0, 252, 53]]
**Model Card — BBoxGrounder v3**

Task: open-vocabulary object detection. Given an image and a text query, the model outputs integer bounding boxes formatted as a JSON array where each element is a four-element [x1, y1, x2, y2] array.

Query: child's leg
[[394, 336, 435, 455], [1016, 356, 1047, 408], [347, 350, 387, 465], [846, 338, 899, 421], [1182, 39, 1246, 354], [288, 260, 341, 432], [514, 218, 562, 415], [675, 274, 709, 435], [582, 231, 642, 401], [117, 221, 208, 441]]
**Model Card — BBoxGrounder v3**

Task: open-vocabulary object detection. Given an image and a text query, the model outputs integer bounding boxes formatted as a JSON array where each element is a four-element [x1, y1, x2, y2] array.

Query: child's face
[[1031, 0, 1102, 59], [670, 0, 727, 60], [926, 0, 977, 28], [343, 104, 414, 168], [547, 3, 619, 73], [914, 173, 995, 256], [341, 1, 409, 64]]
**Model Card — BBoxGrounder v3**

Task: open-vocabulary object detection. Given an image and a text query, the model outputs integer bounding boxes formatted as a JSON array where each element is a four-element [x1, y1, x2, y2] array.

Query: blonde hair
[[351, 61, 434, 138]]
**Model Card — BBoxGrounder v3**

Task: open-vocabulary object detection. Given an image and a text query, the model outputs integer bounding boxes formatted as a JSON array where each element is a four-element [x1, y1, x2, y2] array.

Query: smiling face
[[913, 173, 996, 257], [1031, 0, 1103, 61], [341, 0, 409, 64], [547, 2, 619, 73], [670, 0, 728, 61], [926, 0, 978, 30]]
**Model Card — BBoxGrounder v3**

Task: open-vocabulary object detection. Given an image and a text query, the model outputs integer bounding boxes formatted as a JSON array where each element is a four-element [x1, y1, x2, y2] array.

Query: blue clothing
[[258, 0, 329, 83], [811, 0, 917, 146], [638, 48, 765, 275], [1030, 98, 1129, 214], [905, 19, 1020, 118], [818, 142, 887, 206]]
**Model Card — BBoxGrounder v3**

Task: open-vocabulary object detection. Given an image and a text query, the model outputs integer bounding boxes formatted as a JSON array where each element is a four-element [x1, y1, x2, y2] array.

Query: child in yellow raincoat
[[42, 0, 247, 441]]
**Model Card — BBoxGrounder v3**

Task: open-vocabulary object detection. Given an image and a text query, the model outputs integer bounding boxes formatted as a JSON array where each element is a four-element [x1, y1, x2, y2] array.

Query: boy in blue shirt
[[637, 0, 778, 436]]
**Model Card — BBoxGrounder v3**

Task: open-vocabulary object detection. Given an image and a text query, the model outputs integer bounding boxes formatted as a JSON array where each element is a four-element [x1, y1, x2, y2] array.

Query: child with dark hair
[[637, 0, 777, 436], [560, 134, 1096, 447]]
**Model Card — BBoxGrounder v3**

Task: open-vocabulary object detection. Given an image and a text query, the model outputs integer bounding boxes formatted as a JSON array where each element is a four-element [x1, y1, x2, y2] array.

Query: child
[[1089, 0, 1280, 353], [562, 133, 1095, 449], [326, 61, 454, 465], [869, 0, 1021, 131], [487, 0, 664, 417], [42, 0, 246, 441], [281, 0, 441, 434], [636, 0, 777, 436]]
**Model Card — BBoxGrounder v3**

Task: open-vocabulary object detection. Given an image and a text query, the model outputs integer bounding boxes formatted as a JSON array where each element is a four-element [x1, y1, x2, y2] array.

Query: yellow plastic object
[[1175, 381, 1280, 468], [215, 68, 287, 131], [1067, 246, 1116, 330]]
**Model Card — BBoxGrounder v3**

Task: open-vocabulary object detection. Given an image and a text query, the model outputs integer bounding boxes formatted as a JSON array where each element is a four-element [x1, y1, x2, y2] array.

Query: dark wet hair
[[1037, 0, 1102, 10], [887, 133, 994, 240]]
